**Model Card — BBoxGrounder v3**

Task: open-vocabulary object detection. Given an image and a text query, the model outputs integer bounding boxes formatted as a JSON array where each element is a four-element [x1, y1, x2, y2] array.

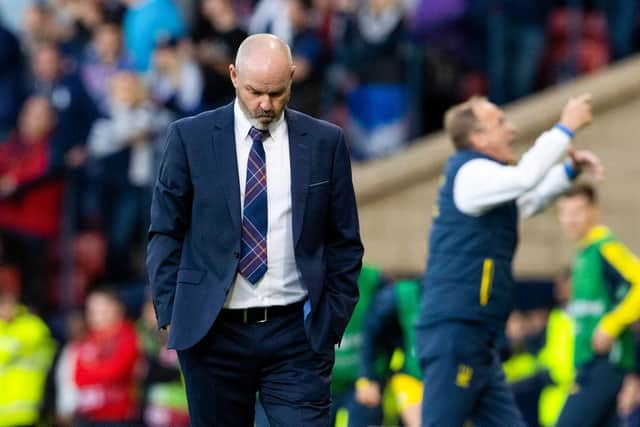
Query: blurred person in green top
[[0, 286, 56, 427], [137, 296, 189, 427], [330, 264, 389, 427], [556, 183, 640, 427]]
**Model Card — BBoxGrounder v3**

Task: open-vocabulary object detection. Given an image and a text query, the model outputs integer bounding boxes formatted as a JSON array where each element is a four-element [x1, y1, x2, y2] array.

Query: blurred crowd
[[1, 0, 640, 426]]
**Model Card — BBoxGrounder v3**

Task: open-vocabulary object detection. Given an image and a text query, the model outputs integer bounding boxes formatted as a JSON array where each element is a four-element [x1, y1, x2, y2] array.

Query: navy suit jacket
[[146, 102, 363, 352]]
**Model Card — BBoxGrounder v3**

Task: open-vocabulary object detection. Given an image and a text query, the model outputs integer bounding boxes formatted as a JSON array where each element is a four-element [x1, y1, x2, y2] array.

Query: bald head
[[235, 34, 293, 73], [230, 34, 295, 128]]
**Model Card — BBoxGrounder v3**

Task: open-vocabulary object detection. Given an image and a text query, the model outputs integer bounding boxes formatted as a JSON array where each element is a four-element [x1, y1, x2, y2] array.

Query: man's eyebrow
[[245, 84, 286, 95]]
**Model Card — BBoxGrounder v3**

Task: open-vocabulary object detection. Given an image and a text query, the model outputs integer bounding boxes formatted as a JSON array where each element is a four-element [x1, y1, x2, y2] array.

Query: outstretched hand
[[568, 148, 604, 181], [560, 94, 593, 133]]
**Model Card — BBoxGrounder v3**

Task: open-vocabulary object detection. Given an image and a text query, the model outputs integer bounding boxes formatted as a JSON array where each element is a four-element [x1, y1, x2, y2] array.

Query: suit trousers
[[177, 303, 334, 427]]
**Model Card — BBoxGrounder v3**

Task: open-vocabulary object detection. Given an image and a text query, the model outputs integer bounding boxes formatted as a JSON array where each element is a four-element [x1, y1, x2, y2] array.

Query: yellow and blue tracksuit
[[556, 225, 640, 427], [416, 150, 526, 427]]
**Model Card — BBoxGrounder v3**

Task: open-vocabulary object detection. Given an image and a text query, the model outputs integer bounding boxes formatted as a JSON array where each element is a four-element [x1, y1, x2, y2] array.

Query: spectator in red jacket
[[73, 287, 141, 426], [0, 96, 64, 313]]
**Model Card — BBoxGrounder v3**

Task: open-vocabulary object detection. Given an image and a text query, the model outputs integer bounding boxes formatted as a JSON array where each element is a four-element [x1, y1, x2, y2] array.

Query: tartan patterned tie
[[238, 126, 270, 284]]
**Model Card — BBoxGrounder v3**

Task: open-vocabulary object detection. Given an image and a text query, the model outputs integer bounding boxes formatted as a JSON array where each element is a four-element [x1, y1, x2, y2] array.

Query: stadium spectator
[[286, 0, 324, 117], [81, 22, 134, 115], [248, 0, 293, 43], [485, 0, 554, 104], [0, 0, 38, 37], [192, 0, 247, 109], [29, 42, 99, 171], [87, 71, 171, 280], [415, 94, 600, 426], [331, 0, 409, 160], [21, 3, 67, 55], [73, 287, 141, 426], [54, 309, 87, 426], [555, 183, 640, 427], [48, 0, 109, 60], [0, 23, 25, 139], [0, 286, 56, 427], [0, 96, 64, 313], [121, 0, 186, 72], [146, 36, 204, 117], [594, 0, 639, 60]]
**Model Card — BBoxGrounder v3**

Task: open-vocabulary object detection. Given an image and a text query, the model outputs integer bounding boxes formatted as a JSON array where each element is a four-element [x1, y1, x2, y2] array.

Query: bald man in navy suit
[[147, 34, 363, 426]]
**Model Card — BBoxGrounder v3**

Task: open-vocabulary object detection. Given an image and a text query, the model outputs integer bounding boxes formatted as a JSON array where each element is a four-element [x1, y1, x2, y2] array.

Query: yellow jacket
[[0, 306, 56, 426]]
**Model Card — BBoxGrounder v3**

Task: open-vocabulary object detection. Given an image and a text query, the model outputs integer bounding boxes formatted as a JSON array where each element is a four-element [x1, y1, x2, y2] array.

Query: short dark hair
[[443, 96, 486, 151], [561, 183, 598, 205]]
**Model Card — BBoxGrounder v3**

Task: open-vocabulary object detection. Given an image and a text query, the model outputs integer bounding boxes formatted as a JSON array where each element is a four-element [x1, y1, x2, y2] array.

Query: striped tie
[[238, 126, 270, 284]]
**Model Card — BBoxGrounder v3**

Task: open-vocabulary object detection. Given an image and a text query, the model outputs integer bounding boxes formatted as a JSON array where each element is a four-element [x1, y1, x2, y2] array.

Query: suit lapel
[[212, 103, 241, 232], [286, 109, 311, 246]]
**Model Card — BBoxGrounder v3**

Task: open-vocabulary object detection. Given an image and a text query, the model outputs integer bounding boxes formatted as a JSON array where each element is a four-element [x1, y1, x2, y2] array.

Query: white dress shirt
[[454, 127, 573, 218], [224, 100, 307, 309]]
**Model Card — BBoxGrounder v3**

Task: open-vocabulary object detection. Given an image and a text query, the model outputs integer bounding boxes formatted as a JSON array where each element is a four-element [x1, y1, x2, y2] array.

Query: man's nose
[[259, 95, 273, 111]]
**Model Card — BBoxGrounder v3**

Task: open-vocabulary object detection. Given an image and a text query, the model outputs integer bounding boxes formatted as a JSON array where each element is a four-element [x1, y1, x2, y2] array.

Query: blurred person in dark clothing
[[286, 0, 324, 117], [331, 0, 409, 160], [192, 0, 247, 109], [594, 0, 638, 60], [81, 22, 134, 115], [484, 0, 554, 104], [0, 96, 64, 313], [73, 287, 141, 426], [30, 42, 99, 170], [146, 36, 204, 117], [30, 42, 100, 229], [45, 0, 108, 61], [0, 24, 26, 140], [357, 278, 423, 427]]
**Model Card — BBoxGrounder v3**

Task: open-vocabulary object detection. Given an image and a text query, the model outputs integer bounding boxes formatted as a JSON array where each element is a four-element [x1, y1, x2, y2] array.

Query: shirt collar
[[234, 99, 285, 143], [578, 224, 611, 248]]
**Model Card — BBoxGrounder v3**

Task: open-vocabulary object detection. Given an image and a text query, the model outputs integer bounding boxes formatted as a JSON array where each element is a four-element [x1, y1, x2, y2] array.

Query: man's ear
[[468, 131, 483, 150], [229, 64, 238, 88]]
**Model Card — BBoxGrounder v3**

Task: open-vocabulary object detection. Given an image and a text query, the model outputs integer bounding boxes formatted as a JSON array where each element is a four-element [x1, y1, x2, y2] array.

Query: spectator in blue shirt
[[121, 0, 186, 72]]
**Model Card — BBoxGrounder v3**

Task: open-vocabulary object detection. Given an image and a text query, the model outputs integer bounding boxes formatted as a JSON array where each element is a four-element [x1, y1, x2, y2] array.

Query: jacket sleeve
[[324, 129, 364, 340], [597, 241, 640, 337], [146, 123, 193, 329]]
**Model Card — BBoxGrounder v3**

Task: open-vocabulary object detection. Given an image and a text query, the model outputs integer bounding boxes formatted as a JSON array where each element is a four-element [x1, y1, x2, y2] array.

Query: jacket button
[[234, 252, 240, 259]]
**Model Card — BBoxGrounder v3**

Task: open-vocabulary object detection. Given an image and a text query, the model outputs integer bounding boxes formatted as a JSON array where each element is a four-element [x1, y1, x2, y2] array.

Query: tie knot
[[249, 126, 270, 143]]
